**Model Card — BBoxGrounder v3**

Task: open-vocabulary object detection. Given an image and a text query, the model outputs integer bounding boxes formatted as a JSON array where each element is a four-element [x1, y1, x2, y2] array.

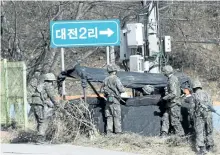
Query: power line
[[160, 17, 219, 21], [165, 2, 220, 6]]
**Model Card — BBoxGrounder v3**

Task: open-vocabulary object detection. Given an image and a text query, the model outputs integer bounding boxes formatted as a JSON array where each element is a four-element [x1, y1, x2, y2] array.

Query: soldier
[[160, 65, 184, 137], [102, 64, 125, 135], [31, 73, 59, 143], [142, 85, 154, 95], [189, 80, 214, 155], [135, 85, 154, 96]]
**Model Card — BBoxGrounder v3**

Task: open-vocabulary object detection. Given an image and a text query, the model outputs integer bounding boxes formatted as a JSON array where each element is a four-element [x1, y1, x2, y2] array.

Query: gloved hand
[[164, 87, 168, 95], [163, 95, 168, 101], [158, 97, 165, 104]]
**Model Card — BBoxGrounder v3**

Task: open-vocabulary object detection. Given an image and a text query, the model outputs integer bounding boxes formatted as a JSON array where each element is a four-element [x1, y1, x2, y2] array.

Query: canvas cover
[[58, 64, 192, 90], [58, 64, 167, 88]]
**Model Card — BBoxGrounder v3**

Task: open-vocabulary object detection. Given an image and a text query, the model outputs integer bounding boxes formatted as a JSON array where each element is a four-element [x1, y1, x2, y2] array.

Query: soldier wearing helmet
[[142, 85, 154, 95], [187, 80, 214, 155], [31, 72, 59, 144], [193, 80, 202, 89], [102, 64, 125, 135], [44, 73, 56, 81], [160, 65, 184, 137]]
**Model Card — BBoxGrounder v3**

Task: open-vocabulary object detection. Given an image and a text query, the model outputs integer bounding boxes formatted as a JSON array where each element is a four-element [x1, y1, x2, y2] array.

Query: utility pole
[[146, 1, 160, 73]]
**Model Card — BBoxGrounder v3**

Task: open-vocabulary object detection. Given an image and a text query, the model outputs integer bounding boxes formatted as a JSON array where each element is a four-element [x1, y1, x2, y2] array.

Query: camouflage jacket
[[163, 74, 181, 107], [191, 89, 213, 118], [103, 74, 125, 104], [31, 82, 58, 107]]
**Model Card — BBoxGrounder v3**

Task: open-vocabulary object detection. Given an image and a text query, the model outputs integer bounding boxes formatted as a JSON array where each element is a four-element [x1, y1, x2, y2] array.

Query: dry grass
[[1, 100, 97, 144], [75, 132, 220, 155], [1, 129, 220, 155], [0, 130, 16, 143], [44, 100, 98, 143], [1, 121, 220, 155]]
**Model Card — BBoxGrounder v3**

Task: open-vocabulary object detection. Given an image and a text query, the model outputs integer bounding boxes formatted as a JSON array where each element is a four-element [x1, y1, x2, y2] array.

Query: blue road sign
[[50, 19, 120, 48]]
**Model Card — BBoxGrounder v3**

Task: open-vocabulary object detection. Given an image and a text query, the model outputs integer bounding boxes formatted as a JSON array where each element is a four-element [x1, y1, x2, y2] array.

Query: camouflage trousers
[[194, 115, 214, 148], [161, 104, 185, 136], [105, 102, 122, 133], [32, 104, 45, 136]]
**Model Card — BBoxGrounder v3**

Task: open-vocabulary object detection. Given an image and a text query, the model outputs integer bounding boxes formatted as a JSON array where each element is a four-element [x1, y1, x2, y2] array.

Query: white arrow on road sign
[[99, 28, 114, 37]]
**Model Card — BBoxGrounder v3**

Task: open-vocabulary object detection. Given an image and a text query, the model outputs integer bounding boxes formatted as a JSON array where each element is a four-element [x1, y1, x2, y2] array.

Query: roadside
[[1, 143, 140, 155], [1, 130, 220, 155]]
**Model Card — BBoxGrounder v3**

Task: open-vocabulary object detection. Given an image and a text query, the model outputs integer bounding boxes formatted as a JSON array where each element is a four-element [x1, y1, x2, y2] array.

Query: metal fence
[[0, 59, 28, 129]]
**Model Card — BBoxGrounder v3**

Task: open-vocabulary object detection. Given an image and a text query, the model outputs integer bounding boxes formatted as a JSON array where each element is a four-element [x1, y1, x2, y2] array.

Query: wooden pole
[[22, 62, 28, 129], [3, 59, 9, 126]]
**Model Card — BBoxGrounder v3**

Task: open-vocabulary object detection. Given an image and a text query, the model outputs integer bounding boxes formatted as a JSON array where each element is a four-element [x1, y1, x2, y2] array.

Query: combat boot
[[115, 131, 123, 135], [160, 131, 168, 137], [206, 145, 214, 152], [35, 135, 45, 145], [105, 130, 114, 136], [197, 146, 206, 155]]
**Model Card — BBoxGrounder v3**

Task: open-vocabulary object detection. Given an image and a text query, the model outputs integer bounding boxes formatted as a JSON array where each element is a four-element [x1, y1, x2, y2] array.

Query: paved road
[[1, 144, 140, 155]]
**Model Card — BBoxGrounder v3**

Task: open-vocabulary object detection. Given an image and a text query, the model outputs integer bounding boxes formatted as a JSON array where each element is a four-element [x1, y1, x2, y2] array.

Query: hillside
[[1, 1, 220, 98]]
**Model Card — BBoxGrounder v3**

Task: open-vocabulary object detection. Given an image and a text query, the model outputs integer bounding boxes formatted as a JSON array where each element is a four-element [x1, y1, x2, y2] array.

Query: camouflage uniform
[[190, 81, 214, 154], [103, 64, 125, 134], [31, 73, 58, 138], [161, 65, 184, 136]]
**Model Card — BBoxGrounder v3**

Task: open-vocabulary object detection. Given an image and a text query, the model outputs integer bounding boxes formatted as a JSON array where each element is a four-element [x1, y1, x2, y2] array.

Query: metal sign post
[[110, 46, 115, 64], [61, 47, 66, 99], [106, 46, 110, 65]]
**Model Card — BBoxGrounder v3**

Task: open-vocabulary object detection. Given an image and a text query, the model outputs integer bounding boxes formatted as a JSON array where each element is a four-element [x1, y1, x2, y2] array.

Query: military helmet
[[162, 65, 173, 76], [193, 80, 202, 89], [44, 73, 56, 81], [142, 85, 154, 95], [107, 64, 117, 73]]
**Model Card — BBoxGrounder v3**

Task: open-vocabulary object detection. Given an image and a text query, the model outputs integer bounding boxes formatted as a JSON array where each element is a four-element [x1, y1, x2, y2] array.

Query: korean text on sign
[[55, 27, 98, 40]]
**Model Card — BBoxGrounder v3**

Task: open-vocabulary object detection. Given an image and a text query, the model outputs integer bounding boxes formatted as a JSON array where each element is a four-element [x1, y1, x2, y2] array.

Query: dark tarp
[[58, 64, 168, 88], [69, 96, 162, 136], [69, 96, 191, 136], [58, 64, 193, 91]]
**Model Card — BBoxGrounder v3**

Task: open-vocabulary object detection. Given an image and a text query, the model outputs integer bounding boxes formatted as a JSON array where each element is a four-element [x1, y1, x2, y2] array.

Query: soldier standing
[[189, 80, 214, 155], [102, 64, 125, 134], [160, 65, 184, 137], [31, 73, 59, 143]]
